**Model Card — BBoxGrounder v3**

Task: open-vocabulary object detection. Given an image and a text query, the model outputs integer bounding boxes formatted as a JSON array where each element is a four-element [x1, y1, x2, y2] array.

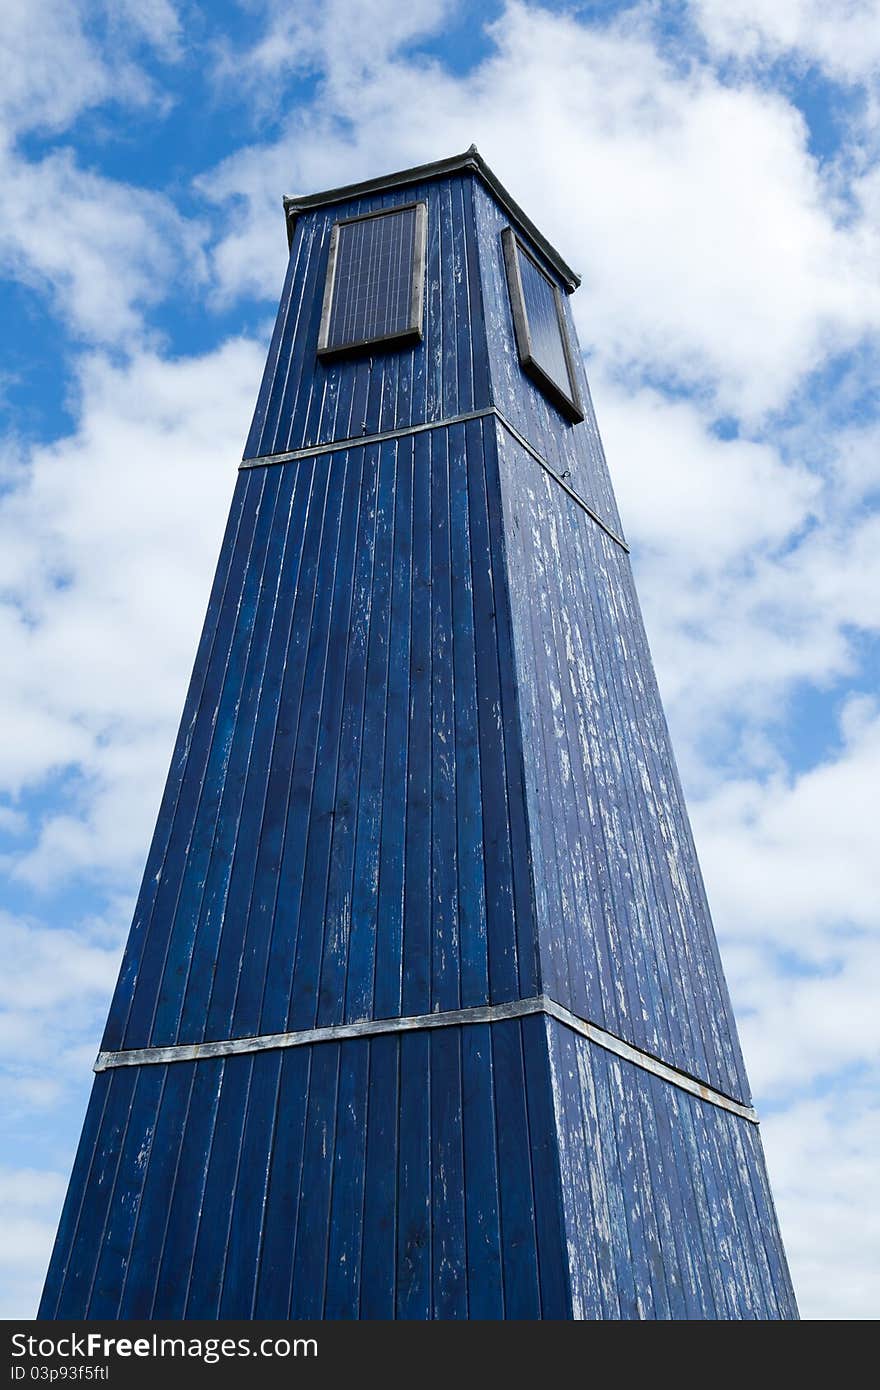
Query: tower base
[[40, 1011, 796, 1319]]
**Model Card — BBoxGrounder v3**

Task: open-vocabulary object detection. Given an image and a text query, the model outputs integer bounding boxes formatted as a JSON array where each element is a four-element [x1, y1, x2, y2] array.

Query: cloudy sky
[[2, 0, 878, 1321]]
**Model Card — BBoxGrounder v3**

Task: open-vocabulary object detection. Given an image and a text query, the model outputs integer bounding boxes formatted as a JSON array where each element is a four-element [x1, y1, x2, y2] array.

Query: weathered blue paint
[[40, 151, 798, 1319]]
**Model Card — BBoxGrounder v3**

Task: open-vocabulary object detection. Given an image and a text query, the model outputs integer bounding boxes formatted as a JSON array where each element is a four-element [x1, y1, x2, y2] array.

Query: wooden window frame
[[317, 202, 428, 360], [501, 226, 584, 423]]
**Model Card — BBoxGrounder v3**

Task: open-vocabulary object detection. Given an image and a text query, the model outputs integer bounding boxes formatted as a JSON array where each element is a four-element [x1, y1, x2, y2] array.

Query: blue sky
[[1, 0, 878, 1320]]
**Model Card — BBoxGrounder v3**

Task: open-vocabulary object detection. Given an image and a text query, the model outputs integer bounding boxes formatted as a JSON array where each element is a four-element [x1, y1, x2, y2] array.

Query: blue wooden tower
[[40, 149, 798, 1320]]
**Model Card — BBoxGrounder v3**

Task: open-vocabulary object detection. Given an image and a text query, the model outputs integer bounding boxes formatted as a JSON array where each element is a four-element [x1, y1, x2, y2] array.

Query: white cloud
[[0, 337, 265, 884], [695, 696, 878, 953], [0, 0, 181, 141], [592, 368, 880, 778], [0, 146, 206, 345], [0, 913, 122, 1019], [108, 0, 182, 59], [203, 1, 880, 419], [1, 0, 877, 1322], [761, 1087, 880, 1319], [693, 0, 880, 86], [0, 911, 124, 1101], [0, 1, 193, 345], [596, 374, 821, 565], [222, 0, 454, 85], [0, 1168, 68, 1318]]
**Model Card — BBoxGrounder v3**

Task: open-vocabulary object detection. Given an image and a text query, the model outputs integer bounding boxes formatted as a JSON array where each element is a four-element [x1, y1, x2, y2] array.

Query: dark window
[[502, 227, 584, 422], [318, 203, 427, 359]]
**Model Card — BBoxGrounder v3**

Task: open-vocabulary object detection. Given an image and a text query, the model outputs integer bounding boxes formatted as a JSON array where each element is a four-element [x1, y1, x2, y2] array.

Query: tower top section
[[283, 145, 582, 293]]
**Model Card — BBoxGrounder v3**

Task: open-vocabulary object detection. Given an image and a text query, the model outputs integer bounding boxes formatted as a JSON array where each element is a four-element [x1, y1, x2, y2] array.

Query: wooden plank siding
[[100, 419, 537, 1058], [544, 1017, 797, 1319], [41, 1023, 570, 1320], [243, 174, 490, 462], [40, 153, 797, 1319], [40, 1016, 796, 1319], [494, 422, 751, 1102], [472, 180, 624, 539]]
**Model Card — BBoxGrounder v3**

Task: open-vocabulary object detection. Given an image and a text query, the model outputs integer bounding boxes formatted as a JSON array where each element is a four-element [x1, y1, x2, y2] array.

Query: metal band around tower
[[239, 406, 630, 553], [94, 994, 758, 1124]]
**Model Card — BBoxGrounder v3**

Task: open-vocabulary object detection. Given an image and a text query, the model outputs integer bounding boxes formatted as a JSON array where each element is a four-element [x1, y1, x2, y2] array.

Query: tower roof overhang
[[282, 145, 582, 293]]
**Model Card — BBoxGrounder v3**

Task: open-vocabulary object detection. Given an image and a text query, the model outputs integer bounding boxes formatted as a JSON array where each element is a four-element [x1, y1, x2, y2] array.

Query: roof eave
[[282, 145, 581, 292]]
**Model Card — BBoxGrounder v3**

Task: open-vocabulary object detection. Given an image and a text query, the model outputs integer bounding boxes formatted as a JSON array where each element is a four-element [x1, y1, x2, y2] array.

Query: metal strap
[[239, 408, 630, 553], [238, 407, 496, 469], [95, 994, 757, 1123]]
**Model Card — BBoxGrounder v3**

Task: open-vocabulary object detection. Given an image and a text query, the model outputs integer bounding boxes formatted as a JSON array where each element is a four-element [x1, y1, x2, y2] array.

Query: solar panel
[[502, 227, 583, 421], [319, 204, 426, 357], [517, 248, 572, 400]]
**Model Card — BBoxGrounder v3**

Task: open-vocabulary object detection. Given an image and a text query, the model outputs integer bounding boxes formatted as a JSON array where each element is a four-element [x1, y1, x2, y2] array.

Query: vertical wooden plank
[[460, 1023, 504, 1318], [463, 177, 491, 409], [611, 1053, 674, 1319], [290, 1043, 340, 1316], [580, 527, 702, 1071], [284, 215, 336, 453], [545, 1021, 603, 1319], [324, 1041, 371, 1317], [287, 446, 369, 1032], [439, 179, 459, 420], [120, 470, 265, 1050], [116, 1063, 196, 1317], [260, 217, 320, 459], [429, 1028, 467, 1317], [450, 177, 474, 414], [150, 1057, 224, 1317], [721, 1111, 779, 1317], [87, 1067, 166, 1317], [244, 221, 304, 460], [149, 467, 280, 1046], [316, 447, 382, 1027], [587, 1047, 641, 1318], [54, 1068, 139, 1317], [633, 1071, 700, 1320], [570, 1029, 623, 1318], [102, 475, 248, 1051], [39, 1075, 111, 1316], [491, 1019, 541, 1318], [521, 1015, 571, 1318], [692, 1099, 760, 1318], [342, 448, 396, 1022], [465, 421, 528, 1002], [396, 1031, 431, 1318], [666, 1084, 728, 1318], [171, 467, 289, 1044], [360, 1035, 400, 1318], [184, 1056, 253, 1317], [236, 461, 329, 1039], [642, 1069, 713, 1318], [450, 426, 488, 1007], [401, 431, 432, 1018], [202, 464, 308, 1040], [371, 442, 412, 1021], [252, 1047, 311, 1318], [481, 420, 541, 999], [257, 453, 348, 1034], [559, 493, 672, 1061], [218, 1051, 283, 1316], [430, 429, 460, 1013], [425, 180, 444, 424], [506, 472, 577, 1010]]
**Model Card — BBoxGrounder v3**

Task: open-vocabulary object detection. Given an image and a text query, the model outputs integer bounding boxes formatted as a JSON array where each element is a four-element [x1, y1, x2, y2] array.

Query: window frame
[[317, 201, 428, 361], [501, 226, 584, 423]]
